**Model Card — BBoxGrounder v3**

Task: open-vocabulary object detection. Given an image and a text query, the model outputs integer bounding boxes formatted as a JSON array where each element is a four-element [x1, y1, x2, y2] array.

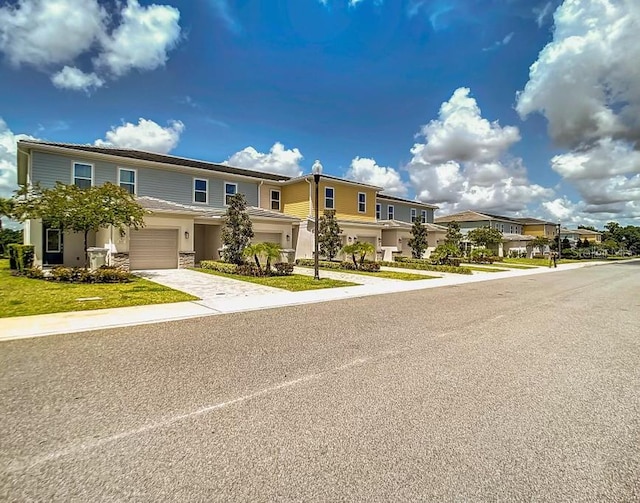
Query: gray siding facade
[[377, 200, 434, 224], [31, 151, 259, 207]]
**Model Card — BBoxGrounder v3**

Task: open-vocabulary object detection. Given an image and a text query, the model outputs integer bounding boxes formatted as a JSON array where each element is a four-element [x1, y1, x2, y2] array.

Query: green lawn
[[318, 267, 437, 281], [193, 268, 358, 291], [463, 265, 508, 273], [476, 262, 539, 270], [503, 257, 580, 266], [0, 260, 197, 318]]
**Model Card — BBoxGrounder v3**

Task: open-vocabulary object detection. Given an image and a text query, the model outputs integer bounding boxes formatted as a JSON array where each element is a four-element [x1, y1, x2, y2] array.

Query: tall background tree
[[408, 217, 428, 258], [445, 222, 463, 247], [467, 226, 503, 249], [317, 209, 342, 261], [221, 193, 254, 265], [531, 236, 549, 254], [13, 182, 146, 266]]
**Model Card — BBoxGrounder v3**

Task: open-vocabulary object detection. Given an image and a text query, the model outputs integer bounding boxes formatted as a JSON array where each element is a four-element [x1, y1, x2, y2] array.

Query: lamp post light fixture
[[312, 160, 323, 280], [557, 221, 562, 260]]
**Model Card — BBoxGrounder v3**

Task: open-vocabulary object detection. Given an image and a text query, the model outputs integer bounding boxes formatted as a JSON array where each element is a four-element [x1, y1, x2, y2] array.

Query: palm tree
[[340, 241, 376, 269], [261, 242, 283, 274], [340, 243, 360, 268], [242, 242, 265, 274], [356, 241, 376, 266]]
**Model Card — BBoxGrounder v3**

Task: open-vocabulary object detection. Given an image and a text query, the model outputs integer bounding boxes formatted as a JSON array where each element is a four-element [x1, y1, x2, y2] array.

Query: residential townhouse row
[[16, 141, 443, 270], [15, 141, 601, 270]]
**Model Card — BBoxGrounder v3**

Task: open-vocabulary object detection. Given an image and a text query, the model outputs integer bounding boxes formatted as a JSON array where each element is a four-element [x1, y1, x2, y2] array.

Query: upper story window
[[73, 162, 93, 189], [411, 208, 417, 222], [500, 224, 505, 232], [388, 205, 394, 220], [118, 168, 136, 194], [510, 225, 514, 233], [225, 182, 237, 205], [376, 203, 381, 220], [421, 210, 427, 223], [270, 189, 281, 211], [325, 187, 334, 210], [194, 178, 208, 203], [358, 192, 366, 213]]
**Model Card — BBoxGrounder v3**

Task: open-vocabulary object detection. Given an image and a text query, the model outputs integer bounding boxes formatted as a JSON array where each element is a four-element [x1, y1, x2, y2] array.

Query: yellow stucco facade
[[281, 178, 378, 222], [522, 223, 557, 238]]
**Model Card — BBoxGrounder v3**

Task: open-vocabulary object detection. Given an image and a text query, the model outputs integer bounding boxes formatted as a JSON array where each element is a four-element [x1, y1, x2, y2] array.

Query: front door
[[43, 227, 64, 265]]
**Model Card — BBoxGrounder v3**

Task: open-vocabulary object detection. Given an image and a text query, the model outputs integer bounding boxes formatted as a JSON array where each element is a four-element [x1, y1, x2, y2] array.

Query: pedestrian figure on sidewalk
[[552, 251, 557, 268]]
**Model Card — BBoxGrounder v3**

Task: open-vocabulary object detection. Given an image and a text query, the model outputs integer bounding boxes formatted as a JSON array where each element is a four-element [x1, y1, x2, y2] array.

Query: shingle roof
[[380, 219, 447, 231], [435, 210, 521, 224], [20, 140, 291, 182], [376, 193, 439, 209]]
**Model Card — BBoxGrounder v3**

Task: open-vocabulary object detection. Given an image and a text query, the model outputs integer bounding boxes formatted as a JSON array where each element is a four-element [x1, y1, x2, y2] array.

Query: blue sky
[[1, 0, 639, 227]]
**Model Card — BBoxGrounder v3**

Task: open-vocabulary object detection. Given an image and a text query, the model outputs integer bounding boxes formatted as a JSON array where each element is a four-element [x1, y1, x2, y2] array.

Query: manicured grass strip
[[313, 266, 437, 281], [477, 262, 538, 270], [464, 265, 508, 273], [0, 260, 197, 318], [192, 268, 357, 291], [503, 257, 580, 266]]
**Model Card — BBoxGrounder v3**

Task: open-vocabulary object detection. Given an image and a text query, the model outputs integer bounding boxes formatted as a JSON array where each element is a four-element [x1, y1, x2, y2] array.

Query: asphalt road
[[1, 261, 639, 501]]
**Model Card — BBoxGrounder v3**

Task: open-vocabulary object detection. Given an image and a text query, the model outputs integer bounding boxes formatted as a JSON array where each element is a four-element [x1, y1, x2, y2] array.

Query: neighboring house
[[375, 194, 445, 259], [279, 174, 384, 260], [435, 210, 533, 257], [16, 141, 299, 270], [560, 228, 603, 247]]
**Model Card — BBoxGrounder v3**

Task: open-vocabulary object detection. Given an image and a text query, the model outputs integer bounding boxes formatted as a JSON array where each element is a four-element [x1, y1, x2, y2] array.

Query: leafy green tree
[[445, 222, 463, 246], [561, 236, 571, 251], [262, 242, 283, 274], [531, 236, 549, 253], [408, 217, 428, 258], [582, 238, 590, 248], [467, 226, 503, 248], [0, 197, 14, 230], [221, 193, 254, 265], [430, 243, 460, 265], [603, 238, 618, 254], [0, 228, 23, 257], [13, 182, 146, 266], [317, 209, 342, 261]]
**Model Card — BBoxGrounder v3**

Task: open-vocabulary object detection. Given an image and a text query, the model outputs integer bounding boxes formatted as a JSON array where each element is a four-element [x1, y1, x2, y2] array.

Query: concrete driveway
[[135, 268, 282, 301]]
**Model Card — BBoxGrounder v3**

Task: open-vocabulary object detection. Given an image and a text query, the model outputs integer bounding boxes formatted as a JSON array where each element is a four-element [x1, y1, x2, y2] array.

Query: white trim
[[325, 186, 335, 210], [193, 177, 209, 204], [270, 189, 281, 211], [387, 205, 394, 220], [72, 161, 94, 188], [410, 208, 417, 222], [224, 181, 238, 206], [118, 167, 137, 195], [357, 192, 366, 213]]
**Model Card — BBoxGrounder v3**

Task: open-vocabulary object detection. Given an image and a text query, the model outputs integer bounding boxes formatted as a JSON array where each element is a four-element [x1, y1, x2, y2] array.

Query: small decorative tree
[[317, 210, 342, 261], [445, 222, 463, 247], [531, 236, 549, 255], [221, 193, 254, 265], [408, 217, 428, 258], [13, 182, 146, 267], [243, 243, 265, 274], [467, 226, 503, 249], [341, 241, 375, 269]]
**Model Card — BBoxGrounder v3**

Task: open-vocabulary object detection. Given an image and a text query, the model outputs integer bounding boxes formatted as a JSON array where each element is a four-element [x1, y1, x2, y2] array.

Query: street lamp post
[[312, 160, 323, 280], [557, 221, 562, 260]]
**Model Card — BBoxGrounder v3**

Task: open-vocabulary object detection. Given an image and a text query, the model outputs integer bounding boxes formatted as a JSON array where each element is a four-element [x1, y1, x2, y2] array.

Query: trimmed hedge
[[8, 244, 34, 272], [198, 260, 293, 276], [23, 265, 131, 283], [380, 260, 472, 275], [393, 255, 465, 269], [295, 258, 381, 272]]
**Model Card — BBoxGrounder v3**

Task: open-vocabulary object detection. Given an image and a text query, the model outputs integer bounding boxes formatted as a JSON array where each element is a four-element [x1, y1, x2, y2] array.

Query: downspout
[[257, 180, 264, 207]]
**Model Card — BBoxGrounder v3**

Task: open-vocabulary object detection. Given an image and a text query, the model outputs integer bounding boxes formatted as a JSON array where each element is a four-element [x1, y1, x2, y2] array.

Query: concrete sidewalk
[[0, 261, 609, 341]]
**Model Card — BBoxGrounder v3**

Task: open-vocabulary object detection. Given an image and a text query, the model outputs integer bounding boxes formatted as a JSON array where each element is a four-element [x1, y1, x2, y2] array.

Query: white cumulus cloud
[[224, 143, 304, 177], [0, 118, 36, 199], [51, 66, 104, 92], [94, 118, 184, 154], [345, 157, 407, 196], [0, 0, 181, 92], [407, 87, 552, 213], [95, 0, 181, 78], [517, 0, 640, 220]]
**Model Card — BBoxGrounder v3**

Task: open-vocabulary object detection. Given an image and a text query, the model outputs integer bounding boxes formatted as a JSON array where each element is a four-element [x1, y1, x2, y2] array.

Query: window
[[270, 189, 281, 211], [194, 178, 208, 203], [358, 192, 366, 213], [376, 203, 381, 220], [118, 168, 136, 194], [46, 229, 61, 253], [73, 162, 93, 189], [388, 205, 394, 220], [421, 210, 427, 223], [325, 187, 334, 210], [224, 182, 237, 205], [501, 224, 505, 232], [510, 225, 513, 233], [410, 208, 417, 222]]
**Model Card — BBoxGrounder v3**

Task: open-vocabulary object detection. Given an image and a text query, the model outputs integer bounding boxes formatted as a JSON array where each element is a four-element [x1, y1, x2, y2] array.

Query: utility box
[[87, 247, 108, 271]]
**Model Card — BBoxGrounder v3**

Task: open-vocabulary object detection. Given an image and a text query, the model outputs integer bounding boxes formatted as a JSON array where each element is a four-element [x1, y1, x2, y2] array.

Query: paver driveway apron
[[135, 269, 282, 302]]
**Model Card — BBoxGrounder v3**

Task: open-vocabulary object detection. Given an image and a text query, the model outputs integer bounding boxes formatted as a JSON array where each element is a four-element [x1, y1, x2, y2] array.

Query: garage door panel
[[253, 232, 281, 244], [130, 229, 178, 270]]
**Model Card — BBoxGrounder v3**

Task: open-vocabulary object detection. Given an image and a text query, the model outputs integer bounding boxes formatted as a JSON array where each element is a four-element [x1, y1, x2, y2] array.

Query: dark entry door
[[43, 227, 64, 265]]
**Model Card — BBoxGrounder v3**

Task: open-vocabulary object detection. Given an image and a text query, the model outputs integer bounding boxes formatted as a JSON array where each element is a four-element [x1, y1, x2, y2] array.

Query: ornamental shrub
[[381, 260, 472, 275], [199, 260, 238, 274], [8, 244, 34, 272], [273, 262, 294, 276]]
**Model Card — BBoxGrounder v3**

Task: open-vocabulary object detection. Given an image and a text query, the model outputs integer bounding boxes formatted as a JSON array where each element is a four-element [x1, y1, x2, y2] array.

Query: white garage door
[[253, 232, 281, 244], [130, 229, 178, 270]]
